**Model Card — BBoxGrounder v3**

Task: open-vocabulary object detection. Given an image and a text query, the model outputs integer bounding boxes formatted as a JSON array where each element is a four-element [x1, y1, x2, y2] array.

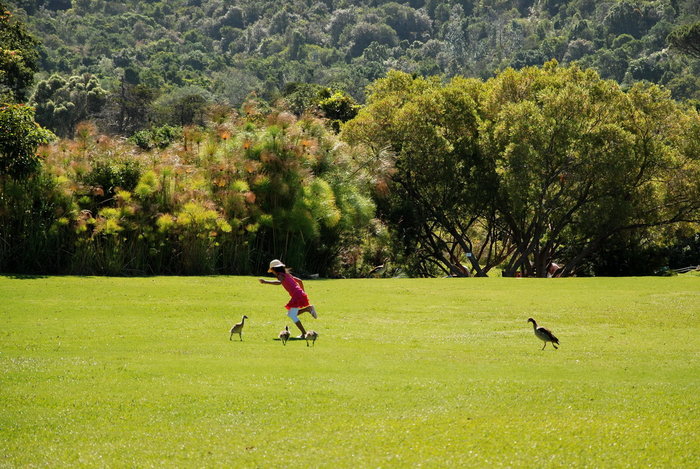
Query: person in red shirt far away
[[259, 259, 318, 337]]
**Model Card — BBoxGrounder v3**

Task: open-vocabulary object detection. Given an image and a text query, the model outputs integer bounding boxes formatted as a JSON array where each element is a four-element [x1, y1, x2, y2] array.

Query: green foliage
[[10, 0, 700, 111], [344, 65, 700, 277], [318, 91, 360, 131], [2, 275, 699, 465], [0, 103, 55, 179], [344, 70, 495, 277], [0, 105, 376, 276], [667, 21, 700, 58], [667, 232, 700, 269], [99, 76, 159, 135], [281, 82, 329, 116], [346, 22, 399, 58], [128, 124, 181, 150], [2, 1, 699, 277], [81, 158, 142, 204], [280, 84, 358, 131], [30, 74, 108, 138], [0, 3, 39, 102], [128, 129, 152, 151], [0, 169, 72, 273], [152, 86, 210, 126], [603, 0, 661, 38], [133, 169, 159, 199]]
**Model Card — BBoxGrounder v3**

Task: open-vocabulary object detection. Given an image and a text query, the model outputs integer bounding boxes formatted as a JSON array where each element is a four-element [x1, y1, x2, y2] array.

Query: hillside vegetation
[[9, 0, 700, 110]]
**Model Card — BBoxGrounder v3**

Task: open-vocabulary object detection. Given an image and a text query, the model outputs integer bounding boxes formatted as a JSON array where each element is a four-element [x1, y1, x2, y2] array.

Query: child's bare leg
[[287, 308, 307, 336], [294, 321, 306, 335], [299, 305, 317, 318]]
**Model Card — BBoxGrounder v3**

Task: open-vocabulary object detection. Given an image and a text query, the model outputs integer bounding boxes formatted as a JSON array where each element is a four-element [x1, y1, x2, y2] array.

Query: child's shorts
[[287, 307, 300, 322]]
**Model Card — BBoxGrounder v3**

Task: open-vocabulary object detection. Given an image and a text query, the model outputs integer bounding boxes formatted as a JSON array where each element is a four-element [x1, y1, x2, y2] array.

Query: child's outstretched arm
[[259, 278, 281, 285]]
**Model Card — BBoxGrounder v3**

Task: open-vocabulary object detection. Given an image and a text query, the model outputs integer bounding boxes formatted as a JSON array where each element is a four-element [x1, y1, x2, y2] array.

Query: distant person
[[259, 259, 318, 337]]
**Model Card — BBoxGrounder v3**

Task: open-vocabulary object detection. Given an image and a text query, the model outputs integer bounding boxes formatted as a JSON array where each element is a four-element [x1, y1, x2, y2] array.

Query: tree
[[318, 91, 360, 132], [151, 86, 211, 127], [603, 1, 660, 39], [0, 3, 40, 102], [328, 8, 357, 46], [343, 71, 497, 277], [30, 74, 108, 138], [0, 104, 55, 180], [287, 30, 304, 60], [343, 65, 700, 277], [218, 6, 245, 30], [281, 82, 329, 116], [380, 2, 431, 41], [667, 22, 700, 58], [481, 64, 700, 276], [0, 3, 54, 181], [346, 23, 399, 58], [100, 71, 158, 135]]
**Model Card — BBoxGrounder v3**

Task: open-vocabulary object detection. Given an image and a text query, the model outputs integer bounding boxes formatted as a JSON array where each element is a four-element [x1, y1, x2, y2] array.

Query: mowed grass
[[1, 275, 698, 467]]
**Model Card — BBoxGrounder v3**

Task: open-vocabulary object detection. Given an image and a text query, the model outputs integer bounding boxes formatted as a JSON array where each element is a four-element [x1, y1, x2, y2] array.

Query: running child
[[259, 259, 317, 337]]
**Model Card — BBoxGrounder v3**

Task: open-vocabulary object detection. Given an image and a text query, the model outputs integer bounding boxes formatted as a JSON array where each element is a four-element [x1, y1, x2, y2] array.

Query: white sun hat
[[268, 259, 285, 272]]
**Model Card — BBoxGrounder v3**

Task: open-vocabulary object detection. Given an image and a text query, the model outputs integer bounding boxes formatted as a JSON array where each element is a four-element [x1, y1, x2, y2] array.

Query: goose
[[278, 325, 291, 345], [229, 315, 248, 341], [304, 330, 318, 347], [527, 317, 559, 350], [368, 262, 386, 278]]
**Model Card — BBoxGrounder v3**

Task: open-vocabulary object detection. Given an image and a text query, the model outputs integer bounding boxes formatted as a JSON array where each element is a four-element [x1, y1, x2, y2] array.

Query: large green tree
[[343, 71, 499, 277], [483, 63, 700, 277], [344, 65, 700, 277], [0, 103, 57, 274], [0, 103, 54, 180], [0, 2, 54, 181]]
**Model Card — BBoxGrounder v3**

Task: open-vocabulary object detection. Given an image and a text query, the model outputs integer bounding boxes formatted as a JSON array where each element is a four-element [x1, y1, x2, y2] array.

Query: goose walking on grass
[[304, 330, 318, 347], [279, 325, 291, 345], [527, 317, 559, 350], [229, 315, 248, 341]]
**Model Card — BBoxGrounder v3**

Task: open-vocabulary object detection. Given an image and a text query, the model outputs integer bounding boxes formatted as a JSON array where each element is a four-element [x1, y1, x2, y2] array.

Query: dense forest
[[6, 0, 700, 134], [1, 0, 699, 277]]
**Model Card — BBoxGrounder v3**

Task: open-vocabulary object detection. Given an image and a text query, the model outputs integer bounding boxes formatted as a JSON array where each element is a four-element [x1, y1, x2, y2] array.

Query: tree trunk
[[465, 252, 487, 277]]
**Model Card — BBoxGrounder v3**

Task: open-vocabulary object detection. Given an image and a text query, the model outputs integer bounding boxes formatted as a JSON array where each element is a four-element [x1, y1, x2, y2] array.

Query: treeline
[[3, 65, 699, 277], [5, 0, 700, 140], [2, 2, 700, 277]]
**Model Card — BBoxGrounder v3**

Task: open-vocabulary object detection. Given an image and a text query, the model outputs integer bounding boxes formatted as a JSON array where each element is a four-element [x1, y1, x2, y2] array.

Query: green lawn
[[1, 275, 699, 467]]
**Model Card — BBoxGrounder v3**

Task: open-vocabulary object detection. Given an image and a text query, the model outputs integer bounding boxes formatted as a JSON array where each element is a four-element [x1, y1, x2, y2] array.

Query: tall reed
[[0, 107, 376, 276]]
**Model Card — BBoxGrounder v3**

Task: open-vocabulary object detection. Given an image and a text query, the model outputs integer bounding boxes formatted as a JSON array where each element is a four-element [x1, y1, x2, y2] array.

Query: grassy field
[[1, 274, 699, 467]]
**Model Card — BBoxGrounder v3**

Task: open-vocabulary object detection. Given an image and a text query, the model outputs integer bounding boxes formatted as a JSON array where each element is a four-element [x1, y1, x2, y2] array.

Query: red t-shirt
[[280, 273, 310, 309]]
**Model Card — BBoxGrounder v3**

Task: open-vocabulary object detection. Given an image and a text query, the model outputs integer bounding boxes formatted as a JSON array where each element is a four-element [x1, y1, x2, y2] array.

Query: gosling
[[279, 325, 291, 345], [527, 317, 559, 350], [304, 330, 318, 347], [229, 315, 248, 341]]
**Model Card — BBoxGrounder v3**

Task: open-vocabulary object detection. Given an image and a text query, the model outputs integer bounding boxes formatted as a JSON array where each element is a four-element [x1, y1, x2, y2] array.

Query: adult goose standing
[[527, 317, 559, 350]]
